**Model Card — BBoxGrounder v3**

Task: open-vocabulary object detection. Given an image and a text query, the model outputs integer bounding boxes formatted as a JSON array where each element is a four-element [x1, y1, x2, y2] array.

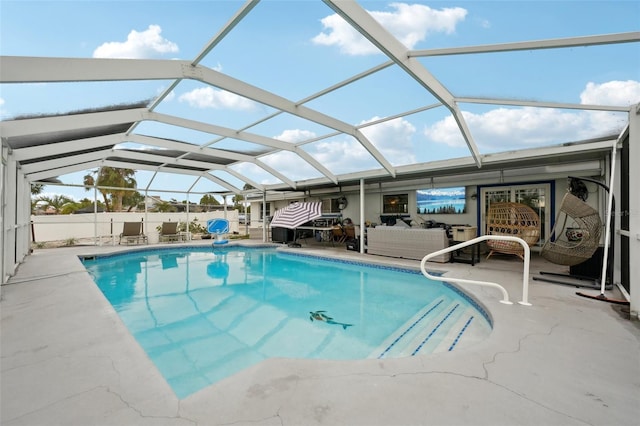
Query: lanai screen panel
[[1, 1, 638, 199]]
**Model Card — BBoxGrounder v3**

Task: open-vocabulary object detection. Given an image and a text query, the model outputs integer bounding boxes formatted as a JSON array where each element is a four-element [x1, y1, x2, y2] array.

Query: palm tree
[[31, 183, 44, 195], [84, 167, 137, 212], [199, 194, 220, 211], [36, 194, 74, 214]]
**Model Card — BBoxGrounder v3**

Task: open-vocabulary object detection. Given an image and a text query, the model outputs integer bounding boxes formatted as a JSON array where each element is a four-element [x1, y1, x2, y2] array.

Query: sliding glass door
[[480, 183, 551, 249]]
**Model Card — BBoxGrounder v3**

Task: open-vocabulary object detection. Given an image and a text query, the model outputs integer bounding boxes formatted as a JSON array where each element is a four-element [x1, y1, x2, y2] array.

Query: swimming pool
[[82, 245, 491, 398]]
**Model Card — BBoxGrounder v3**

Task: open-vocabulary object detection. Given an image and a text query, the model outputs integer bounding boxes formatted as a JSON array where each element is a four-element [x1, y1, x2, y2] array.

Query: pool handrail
[[419, 235, 532, 306]]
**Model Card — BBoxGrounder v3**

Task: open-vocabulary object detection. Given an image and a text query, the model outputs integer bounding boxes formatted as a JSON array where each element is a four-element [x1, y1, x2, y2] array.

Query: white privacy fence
[[31, 211, 240, 244]]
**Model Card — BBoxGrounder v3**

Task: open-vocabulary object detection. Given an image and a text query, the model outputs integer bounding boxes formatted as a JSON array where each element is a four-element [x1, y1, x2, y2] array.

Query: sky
[[1, 0, 639, 204]]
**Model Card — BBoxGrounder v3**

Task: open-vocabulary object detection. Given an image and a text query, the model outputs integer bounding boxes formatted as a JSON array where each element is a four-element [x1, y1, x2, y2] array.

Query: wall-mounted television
[[416, 187, 466, 214]]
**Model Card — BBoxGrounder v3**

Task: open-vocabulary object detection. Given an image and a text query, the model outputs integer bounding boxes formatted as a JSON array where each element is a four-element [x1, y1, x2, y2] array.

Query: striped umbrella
[[270, 202, 323, 229]]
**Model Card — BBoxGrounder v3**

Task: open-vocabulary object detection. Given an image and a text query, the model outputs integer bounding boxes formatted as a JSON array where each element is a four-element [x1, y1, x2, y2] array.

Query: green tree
[[154, 201, 177, 213], [199, 194, 220, 211], [31, 183, 44, 195], [36, 194, 74, 214], [233, 184, 254, 212], [123, 191, 145, 212], [30, 183, 46, 213], [83, 167, 136, 212], [59, 198, 106, 214]]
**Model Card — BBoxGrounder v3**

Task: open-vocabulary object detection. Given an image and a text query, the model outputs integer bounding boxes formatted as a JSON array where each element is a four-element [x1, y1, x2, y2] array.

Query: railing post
[[420, 235, 532, 306]]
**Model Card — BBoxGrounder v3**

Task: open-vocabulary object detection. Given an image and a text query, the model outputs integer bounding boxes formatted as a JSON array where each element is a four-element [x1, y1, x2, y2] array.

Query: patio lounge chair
[[159, 221, 180, 243], [119, 221, 147, 245]]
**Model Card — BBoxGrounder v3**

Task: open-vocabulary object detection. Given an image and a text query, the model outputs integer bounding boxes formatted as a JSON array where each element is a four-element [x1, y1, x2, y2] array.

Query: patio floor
[[2, 239, 639, 425]]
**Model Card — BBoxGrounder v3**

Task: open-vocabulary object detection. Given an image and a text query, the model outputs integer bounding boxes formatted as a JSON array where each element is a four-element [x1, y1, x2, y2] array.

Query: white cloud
[[261, 118, 418, 177], [93, 25, 178, 59], [580, 80, 640, 106], [231, 162, 280, 186], [424, 107, 595, 150], [178, 87, 258, 110], [424, 80, 639, 150], [261, 151, 324, 181], [360, 117, 417, 165], [307, 138, 374, 174], [312, 3, 467, 55], [274, 129, 317, 143]]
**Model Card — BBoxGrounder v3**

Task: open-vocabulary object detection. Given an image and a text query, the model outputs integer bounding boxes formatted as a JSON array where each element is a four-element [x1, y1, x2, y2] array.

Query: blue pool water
[[83, 246, 491, 398]]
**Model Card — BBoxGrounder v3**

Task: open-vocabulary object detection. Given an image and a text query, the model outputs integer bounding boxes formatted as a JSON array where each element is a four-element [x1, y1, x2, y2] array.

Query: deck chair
[[207, 218, 230, 245], [485, 203, 540, 260], [119, 221, 147, 245], [344, 225, 357, 241], [159, 221, 180, 243]]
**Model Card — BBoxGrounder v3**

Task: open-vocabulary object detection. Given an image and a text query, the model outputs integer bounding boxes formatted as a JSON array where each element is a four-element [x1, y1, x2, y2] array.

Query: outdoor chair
[[485, 202, 540, 260], [344, 225, 357, 241], [159, 221, 180, 243], [119, 221, 147, 245], [332, 225, 346, 243], [540, 192, 602, 266]]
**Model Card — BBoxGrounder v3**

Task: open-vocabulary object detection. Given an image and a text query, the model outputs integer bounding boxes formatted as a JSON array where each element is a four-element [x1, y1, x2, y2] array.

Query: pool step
[[434, 308, 492, 353], [373, 299, 485, 359], [372, 297, 451, 358]]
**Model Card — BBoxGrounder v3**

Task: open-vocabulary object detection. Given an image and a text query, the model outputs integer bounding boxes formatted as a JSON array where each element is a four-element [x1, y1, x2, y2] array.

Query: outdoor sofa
[[366, 225, 450, 262]]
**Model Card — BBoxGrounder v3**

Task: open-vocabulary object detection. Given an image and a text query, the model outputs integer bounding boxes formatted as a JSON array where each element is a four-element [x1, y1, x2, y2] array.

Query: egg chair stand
[[533, 177, 613, 290]]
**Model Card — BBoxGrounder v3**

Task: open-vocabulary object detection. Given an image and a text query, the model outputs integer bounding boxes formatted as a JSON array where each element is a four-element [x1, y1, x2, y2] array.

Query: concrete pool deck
[[2, 240, 639, 425]]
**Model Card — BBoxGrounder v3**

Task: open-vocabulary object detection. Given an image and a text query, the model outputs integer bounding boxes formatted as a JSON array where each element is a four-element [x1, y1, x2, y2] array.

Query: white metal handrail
[[420, 235, 532, 306]]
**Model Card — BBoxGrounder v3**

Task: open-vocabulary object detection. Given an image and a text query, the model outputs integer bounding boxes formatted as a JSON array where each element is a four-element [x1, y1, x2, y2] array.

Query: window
[[383, 194, 408, 214], [259, 203, 271, 220], [322, 197, 345, 213]]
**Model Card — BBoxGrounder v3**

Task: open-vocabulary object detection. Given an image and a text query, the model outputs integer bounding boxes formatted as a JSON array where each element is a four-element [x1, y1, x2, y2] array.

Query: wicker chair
[[540, 192, 602, 266], [486, 202, 541, 260]]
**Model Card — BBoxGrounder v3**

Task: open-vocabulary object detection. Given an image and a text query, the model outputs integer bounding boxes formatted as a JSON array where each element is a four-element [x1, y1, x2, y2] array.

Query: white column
[[360, 178, 365, 254], [0, 142, 6, 287], [628, 104, 639, 319]]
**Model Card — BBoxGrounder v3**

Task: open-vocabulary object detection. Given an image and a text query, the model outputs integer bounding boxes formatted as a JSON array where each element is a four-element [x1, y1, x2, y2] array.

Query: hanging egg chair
[[540, 192, 602, 266]]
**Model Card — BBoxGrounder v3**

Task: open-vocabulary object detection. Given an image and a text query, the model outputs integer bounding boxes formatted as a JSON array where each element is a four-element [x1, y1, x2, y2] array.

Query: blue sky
[[1, 0, 639, 203]]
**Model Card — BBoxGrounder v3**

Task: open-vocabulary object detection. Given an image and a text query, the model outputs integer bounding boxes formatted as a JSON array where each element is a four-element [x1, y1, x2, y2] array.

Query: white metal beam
[[456, 97, 632, 112], [144, 0, 259, 114], [145, 113, 337, 184], [100, 160, 242, 194], [410, 32, 640, 57], [196, 67, 394, 177], [1, 55, 395, 178], [20, 148, 114, 174], [25, 160, 103, 182], [11, 134, 118, 162], [323, 0, 481, 167], [146, 111, 296, 151], [0, 56, 191, 83], [126, 134, 296, 188], [0, 108, 146, 138]]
